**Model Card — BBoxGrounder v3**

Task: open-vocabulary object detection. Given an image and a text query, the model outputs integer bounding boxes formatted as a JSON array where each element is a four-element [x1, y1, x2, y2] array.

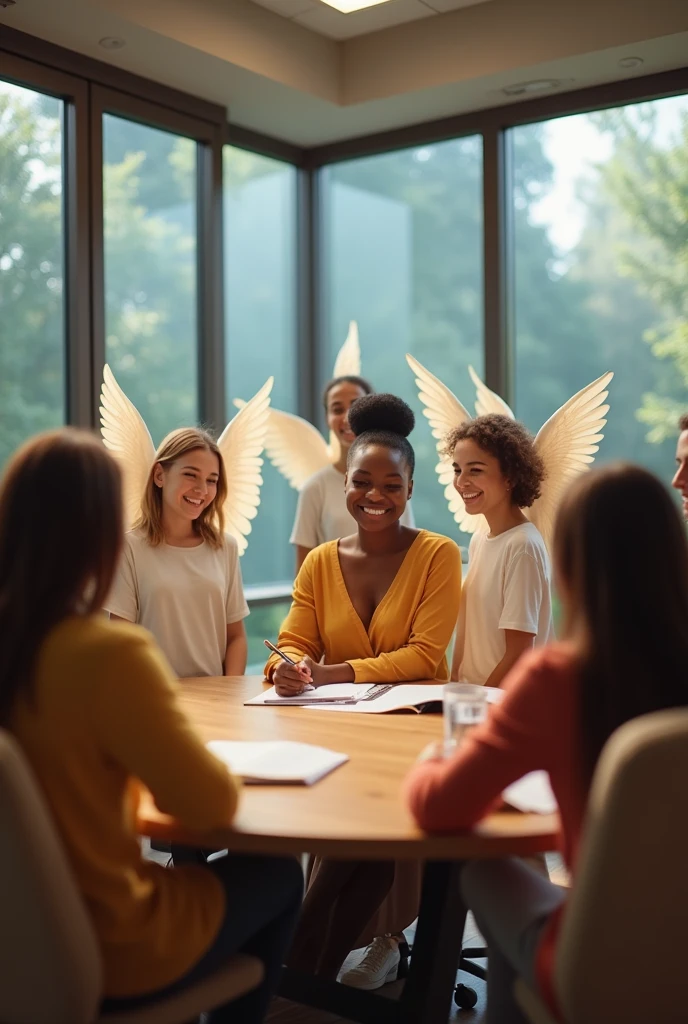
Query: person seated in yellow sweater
[[0, 429, 303, 1023], [265, 394, 462, 991]]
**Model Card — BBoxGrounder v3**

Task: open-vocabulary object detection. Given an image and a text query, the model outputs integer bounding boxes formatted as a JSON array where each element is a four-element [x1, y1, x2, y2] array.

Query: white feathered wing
[[217, 377, 274, 555], [405, 354, 483, 536], [100, 365, 273, 554], [408, 356, 613, 550], [100, 365, 156, 530], [233, 321, 362, 491]]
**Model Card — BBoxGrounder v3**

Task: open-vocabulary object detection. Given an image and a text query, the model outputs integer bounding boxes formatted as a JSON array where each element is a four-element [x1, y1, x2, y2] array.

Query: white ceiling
[[251, 0, 492, 41], [3, 0, 687, 146]]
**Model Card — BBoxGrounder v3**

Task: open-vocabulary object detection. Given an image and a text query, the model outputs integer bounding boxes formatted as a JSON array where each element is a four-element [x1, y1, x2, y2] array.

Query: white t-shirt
[[290, 464, 415, 548], [105, 530, 249, 678], [455, 521, 553, 686]]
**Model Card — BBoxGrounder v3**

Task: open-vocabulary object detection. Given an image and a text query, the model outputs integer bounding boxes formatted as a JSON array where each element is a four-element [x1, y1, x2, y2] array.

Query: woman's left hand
[[299, 656, 322, 685]]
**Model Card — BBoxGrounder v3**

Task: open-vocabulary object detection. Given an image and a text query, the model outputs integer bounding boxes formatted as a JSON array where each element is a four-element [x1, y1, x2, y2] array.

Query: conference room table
[[136, 675, 559, 1024]]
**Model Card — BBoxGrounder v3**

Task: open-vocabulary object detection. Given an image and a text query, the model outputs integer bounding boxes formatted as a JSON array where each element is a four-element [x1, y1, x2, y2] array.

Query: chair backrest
[[555, 708, 688, 1024], [0, 729, 102, 1024]]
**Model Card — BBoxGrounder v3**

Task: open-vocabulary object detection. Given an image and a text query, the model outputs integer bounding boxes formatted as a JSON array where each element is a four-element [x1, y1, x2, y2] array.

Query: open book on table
[[207, 740, 348, 785], [246, 682, 505, 714]]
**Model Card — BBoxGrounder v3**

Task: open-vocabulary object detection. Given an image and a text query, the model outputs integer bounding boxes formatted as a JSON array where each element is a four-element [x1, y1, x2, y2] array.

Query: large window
[[224, 147, 298, 589], [511, 95, 688, 489], [0, 80, 65, 467], [103, 115, 198, 445], [322, 137, 484, 544]]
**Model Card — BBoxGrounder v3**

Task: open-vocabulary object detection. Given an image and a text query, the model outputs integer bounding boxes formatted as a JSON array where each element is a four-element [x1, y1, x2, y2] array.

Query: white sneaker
[[340, 936, 400, 990]]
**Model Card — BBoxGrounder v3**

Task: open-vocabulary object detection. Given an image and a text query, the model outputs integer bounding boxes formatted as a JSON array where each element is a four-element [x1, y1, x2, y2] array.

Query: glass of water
[[443, 682, 490, 754]]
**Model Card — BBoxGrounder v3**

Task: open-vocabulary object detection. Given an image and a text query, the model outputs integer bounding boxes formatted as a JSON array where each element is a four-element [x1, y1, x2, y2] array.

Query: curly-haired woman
[[447, 414, 553, 687]]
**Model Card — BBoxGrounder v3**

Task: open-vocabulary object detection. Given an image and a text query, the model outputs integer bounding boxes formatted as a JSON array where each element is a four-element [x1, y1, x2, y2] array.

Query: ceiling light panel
[[318, 0, 394, 12]]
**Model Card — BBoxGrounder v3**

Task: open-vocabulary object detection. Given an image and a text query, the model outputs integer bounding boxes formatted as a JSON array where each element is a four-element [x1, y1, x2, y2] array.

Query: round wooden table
[[137, 676, 560, 1024]]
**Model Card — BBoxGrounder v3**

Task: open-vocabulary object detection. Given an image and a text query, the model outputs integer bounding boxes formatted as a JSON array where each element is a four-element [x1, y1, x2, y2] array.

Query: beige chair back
[[0, 729, 102, 1024], [554, 709, 688, 1024]]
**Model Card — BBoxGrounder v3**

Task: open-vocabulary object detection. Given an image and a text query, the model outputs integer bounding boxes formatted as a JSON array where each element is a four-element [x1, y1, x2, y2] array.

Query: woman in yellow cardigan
[[265, 394, 462, 990], [1, 429, 303, 1023]]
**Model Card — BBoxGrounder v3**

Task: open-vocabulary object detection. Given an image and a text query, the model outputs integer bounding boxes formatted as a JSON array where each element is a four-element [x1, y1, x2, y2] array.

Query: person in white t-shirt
[[447, 415, 554, 687], [290, 376, 414, 571], [106, 427, 249, 679]]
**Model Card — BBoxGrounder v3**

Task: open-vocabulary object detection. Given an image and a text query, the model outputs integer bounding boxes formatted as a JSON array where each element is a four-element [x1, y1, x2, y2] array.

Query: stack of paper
[[207, 740, 348, 785]]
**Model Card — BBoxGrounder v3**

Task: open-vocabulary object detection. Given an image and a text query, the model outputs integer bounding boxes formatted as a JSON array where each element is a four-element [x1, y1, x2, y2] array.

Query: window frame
[[2, 22, 687, 595]]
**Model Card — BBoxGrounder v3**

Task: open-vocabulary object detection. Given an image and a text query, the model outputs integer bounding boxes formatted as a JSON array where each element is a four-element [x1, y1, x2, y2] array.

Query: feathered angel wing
[[232, 401, 331, 493], [218, 378, 273, 555], [527, 372, 613, 551], [332, 320, 361, 379], [100, 364, 156, 529], [406, 354, 486, 536], [329, 320, 362, 462], [468, 365, 515, 419]]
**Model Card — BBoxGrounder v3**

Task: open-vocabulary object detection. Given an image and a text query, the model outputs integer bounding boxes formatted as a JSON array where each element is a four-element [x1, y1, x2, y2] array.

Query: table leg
[[279, 859, 467, 1024]]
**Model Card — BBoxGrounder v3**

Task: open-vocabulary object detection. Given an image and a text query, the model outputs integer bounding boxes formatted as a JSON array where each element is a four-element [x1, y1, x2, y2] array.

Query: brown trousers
[[286, 857, 423, 978]]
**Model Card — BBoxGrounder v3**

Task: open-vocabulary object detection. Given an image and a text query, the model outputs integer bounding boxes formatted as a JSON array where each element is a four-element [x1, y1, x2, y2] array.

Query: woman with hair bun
[[265, 394, 462, 989], [291, 376, 415, 573]]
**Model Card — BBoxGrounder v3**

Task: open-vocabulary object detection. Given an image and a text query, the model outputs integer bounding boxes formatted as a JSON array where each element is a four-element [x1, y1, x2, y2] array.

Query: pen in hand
[[263, 640, 312, 694]]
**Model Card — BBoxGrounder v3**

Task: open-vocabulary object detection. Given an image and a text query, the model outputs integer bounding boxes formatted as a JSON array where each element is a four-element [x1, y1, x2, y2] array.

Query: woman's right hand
[[273, 659, 312, 697]]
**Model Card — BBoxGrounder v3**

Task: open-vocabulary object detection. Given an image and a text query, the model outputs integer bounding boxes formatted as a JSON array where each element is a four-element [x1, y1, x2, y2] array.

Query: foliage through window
[[0, 81, 64, 468], [322, 138, 484, 547], [224, 146, 298, 587], [103, 115, 198, 444], [511, 96, 688, 492]]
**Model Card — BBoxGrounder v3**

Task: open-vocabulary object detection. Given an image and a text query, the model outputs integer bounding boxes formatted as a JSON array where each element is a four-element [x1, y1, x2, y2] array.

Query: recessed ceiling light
[[99, 36, 126, 50], [318, 0, 394, 12], [502, 79, 565, 96], [618, 56, 644, 69]]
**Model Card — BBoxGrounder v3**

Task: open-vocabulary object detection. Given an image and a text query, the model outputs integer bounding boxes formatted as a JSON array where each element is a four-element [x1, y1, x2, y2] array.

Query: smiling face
[[326, 381, 369, 453], [153, 447, 220, 526], [452, 438, 514, 518], [673, 429, 688, 520], [345, 443, 413, 531]]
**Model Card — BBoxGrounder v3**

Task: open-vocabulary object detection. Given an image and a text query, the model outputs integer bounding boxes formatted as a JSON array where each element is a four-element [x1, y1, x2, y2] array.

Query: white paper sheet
[[207, 740, 348, 785], [502, 771, 558, 815]]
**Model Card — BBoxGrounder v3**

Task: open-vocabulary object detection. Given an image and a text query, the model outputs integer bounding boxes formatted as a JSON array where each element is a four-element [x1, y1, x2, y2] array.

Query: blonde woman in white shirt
[[106, 428, 249, 678], [448, 415, 554, 687], [291, 376, 415, 572]]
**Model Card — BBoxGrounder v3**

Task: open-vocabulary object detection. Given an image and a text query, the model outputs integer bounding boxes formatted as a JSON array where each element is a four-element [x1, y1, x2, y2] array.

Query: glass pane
[[511, 95, 688, 493], [322, 138, 484, 544], [0, 80, 64, 467], [245, 600, 292, 674], [103, 115, 198, 444], [224, 147, 298, 586]]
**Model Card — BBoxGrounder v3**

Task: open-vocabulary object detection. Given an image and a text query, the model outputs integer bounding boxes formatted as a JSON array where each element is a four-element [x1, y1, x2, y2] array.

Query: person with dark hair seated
[[673, 413, 688, 520], [0, 429, 303, 1024], [405, 463, 688, 1023], [291, 377, 414, 573], [265, 395, 462, 989]]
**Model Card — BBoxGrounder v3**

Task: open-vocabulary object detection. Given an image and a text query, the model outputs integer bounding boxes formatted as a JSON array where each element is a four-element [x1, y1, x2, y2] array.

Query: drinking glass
[[442, 682, 489, 754]]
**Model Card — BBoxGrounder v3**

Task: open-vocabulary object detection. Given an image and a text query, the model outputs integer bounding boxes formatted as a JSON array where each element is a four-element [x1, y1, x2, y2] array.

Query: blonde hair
[[135, 428, 226, 548]]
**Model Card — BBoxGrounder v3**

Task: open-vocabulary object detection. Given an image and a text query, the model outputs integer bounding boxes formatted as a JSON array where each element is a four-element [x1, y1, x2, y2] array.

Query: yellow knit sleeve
[[264, 549, 325, 680], [347, 538, 462, 683], [92, 626, 241, 830]]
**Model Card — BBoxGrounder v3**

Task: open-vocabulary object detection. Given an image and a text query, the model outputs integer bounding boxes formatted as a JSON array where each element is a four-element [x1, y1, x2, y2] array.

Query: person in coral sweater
[[0, 429, 302, 1023], [405, 463, 688, 1023]]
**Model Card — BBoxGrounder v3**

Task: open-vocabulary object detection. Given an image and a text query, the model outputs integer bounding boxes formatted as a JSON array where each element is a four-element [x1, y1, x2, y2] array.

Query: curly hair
[[347, 394, 415, 475], [443, 414, 545, 508], [679, 413, 688, 433]]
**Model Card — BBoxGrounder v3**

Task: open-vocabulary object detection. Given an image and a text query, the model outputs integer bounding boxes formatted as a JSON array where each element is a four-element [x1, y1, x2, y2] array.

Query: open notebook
[[246, 683, 505, 714], [207, 740, 348, 785]]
